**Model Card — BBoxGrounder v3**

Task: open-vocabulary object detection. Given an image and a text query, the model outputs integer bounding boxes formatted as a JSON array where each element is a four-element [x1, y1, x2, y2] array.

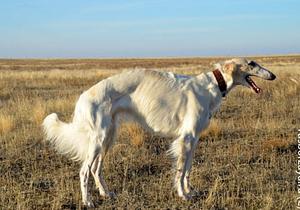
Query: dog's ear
[[223, 62, 237, 74], [248, 60, 256, 68], [213, 62, 222, 70]]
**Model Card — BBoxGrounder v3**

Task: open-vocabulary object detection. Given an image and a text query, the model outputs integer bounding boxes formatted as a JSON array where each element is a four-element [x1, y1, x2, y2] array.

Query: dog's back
[[73, 69, 192, 136]]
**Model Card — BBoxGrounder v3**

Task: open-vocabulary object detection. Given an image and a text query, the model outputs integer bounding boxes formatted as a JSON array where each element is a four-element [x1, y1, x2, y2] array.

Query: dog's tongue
[[246, 76, 261, 93]]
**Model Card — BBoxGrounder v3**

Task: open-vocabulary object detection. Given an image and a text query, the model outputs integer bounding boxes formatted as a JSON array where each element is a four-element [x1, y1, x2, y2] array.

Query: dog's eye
[[248, 61, 256, 67]]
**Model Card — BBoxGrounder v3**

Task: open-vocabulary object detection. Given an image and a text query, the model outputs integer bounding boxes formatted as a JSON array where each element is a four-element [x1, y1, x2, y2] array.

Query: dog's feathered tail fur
[[42, 113, 89, 162], [167, 138, 183, 158]]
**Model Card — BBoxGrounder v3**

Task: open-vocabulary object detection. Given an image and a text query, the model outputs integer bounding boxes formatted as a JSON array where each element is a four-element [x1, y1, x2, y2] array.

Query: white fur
[[43, 58, 275, 206], [43, 113, 89, 161]]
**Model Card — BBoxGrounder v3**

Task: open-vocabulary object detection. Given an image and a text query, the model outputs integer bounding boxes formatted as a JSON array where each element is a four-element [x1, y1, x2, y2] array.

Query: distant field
[[0, 56, 299, 209]]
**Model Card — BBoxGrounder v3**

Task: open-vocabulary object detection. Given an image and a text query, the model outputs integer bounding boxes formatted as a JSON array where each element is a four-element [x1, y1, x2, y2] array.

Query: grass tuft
[[32, 100, 46, 125], [200, 119, 221, 138], [120, 122, 147, 147], [0, 114, 14, 135]]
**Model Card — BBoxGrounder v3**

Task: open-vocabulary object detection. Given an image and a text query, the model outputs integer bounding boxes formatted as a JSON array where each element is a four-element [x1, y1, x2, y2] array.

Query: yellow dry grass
[[261, 138, 293, 152], [0, 56, 298, 209], [119, 122, 147, 147], [200, 119, 221, 138], [0, 114, 14, 135], [32, 100, 46, 125]]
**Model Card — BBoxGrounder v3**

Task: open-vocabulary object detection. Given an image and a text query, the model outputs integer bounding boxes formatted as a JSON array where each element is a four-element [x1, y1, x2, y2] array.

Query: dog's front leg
[[173, 134, 197, 200], [183, 137, 198, 196]]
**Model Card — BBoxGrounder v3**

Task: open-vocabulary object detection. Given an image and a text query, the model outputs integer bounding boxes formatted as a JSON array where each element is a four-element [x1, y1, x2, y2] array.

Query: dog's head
[[218, 58, 276, 93]]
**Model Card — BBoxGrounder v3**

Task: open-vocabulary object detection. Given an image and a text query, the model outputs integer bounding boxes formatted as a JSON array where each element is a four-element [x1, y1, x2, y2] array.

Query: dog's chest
[[209, 96, 222, 118]]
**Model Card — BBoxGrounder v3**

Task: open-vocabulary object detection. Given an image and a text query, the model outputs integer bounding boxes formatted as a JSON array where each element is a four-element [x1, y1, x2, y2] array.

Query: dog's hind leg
[[80, 143, 99, 207], [91, 151, 115, 198], [91, 123, 116, 199]]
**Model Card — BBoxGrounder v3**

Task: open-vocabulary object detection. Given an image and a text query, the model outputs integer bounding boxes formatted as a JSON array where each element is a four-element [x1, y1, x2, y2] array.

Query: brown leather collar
[[212, 69, 227, 97]]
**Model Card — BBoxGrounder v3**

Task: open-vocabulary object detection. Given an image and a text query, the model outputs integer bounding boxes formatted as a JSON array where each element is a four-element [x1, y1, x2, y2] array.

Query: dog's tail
[[42, 113, 89, 162]]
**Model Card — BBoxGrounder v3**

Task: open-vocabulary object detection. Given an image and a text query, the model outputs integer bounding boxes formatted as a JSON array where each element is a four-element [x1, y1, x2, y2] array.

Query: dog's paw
[[180, 193, 193, 201], [100, 191, 116, 199], [108, 191, 116, 199], [177, 191, 193, 201], [187, 189, 198, 197], [83, 200, 94, 208], [179, 190, 202, 201]]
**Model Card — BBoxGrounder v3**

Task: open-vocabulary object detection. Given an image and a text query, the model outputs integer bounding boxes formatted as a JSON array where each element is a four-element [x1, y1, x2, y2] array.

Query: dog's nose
[[270, 73, 276, 80]]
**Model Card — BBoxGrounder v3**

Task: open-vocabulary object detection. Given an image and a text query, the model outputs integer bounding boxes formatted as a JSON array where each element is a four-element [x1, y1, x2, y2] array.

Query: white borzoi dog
[[43, 58, 276, 206]]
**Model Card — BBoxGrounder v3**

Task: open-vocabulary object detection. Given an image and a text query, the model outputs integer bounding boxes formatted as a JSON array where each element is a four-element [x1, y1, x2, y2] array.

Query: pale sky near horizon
[[1, 0, 299, 58]]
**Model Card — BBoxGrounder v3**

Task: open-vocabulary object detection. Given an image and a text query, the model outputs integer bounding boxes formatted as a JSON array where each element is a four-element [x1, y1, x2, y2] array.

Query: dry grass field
[[0, 56, 299, 209]]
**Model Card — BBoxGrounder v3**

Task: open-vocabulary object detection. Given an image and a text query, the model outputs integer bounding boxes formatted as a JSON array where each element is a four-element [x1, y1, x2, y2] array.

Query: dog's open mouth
[[246, 76, 261, 93]]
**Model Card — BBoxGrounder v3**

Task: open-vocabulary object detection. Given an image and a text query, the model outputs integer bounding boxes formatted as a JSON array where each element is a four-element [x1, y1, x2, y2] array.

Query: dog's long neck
[[194, 70, 235, 115], [212, 69, 227, 97], [196, 71, 234, 98], [212, 69, 234, 97]]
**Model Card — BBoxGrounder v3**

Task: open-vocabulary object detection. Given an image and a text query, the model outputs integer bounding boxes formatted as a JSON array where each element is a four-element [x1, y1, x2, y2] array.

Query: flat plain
[[0, 56, 299, 209]]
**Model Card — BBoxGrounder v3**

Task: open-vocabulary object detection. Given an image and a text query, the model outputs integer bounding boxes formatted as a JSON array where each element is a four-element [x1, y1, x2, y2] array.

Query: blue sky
[[1, 0, 299, 58]]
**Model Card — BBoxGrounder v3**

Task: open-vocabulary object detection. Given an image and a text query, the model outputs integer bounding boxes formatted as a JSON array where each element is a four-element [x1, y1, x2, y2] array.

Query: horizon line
[[1, 53, 300, 60]]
